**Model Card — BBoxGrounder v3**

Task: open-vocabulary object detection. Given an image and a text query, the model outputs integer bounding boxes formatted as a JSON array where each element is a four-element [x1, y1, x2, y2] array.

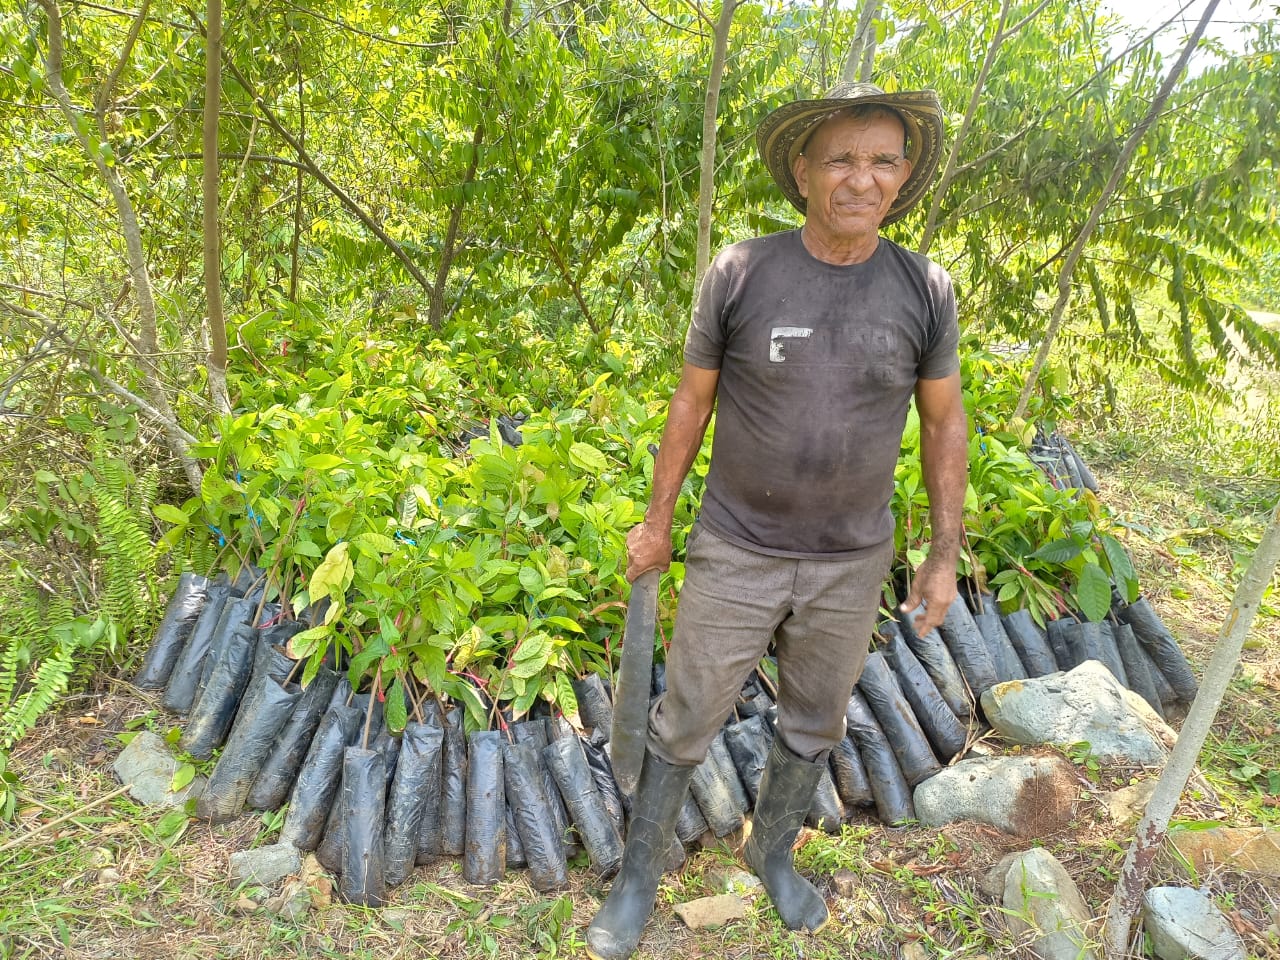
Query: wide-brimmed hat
[[756, 81, 945, 226]]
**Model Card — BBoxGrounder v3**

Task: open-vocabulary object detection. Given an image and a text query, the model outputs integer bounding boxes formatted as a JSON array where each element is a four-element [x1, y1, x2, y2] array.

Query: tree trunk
[[38, 0, 203, 497], [203, 0, 230, 415], [427, 0, 513, 327], [429, 123, 484, 327], [841, 0, 881, 83], [1103, 497, 1280, 957], [692, 0, 736, 302], [1012, 0, 1221, 421]]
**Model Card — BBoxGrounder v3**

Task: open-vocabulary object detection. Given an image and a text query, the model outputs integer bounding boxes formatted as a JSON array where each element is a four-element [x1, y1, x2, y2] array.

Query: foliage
[[1, 0, 1277, 744], [0, 447, 182, 752]]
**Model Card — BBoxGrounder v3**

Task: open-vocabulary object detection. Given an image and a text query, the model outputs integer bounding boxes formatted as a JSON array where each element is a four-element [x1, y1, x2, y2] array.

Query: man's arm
[[901, 370, 968, 633], [626, 362, 720, 581]]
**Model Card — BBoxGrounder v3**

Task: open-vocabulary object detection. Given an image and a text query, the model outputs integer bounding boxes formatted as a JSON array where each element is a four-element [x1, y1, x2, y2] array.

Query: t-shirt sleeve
[[683, 251, 733, 370], [917, 263, 960, 380]]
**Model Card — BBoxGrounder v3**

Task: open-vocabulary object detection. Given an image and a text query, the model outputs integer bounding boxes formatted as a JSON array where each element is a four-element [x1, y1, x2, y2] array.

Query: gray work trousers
[[647, 522, 894, 766]]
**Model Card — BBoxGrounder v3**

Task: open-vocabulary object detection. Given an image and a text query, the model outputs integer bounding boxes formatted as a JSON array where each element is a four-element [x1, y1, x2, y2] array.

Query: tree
[[1103, 498, 1280, 957], [1012, 0, 1222, 420], [692, 0, 737, 300]]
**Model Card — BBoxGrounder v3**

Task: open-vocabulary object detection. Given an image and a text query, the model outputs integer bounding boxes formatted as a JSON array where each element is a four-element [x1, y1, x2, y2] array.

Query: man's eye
[[875, 159, 898, 170], [825, 158, 852, 169]]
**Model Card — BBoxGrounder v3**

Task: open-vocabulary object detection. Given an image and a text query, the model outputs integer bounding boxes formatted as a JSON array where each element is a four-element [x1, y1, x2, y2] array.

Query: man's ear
[[793, 155, 810, 200]]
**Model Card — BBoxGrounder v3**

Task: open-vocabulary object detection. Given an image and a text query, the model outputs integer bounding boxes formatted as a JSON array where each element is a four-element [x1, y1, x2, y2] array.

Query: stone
[[1103, 780, 1156, 824], [981, 661, 1167, 766], [902, 942, 928, 960], [229, 842, 301, 887], [979, 852, 1023, 899], [264, 877, 313, 921], [831, 868, 860, 898], [673, 894, 749, 930], [1002, 848, 1098, 960], [1169, 826, 1280, 877], [913, 755, 1077, 836], [1142, 887, 1246, 960], [299, 854, 333, 909], [703, 865, 761, 895], [112, 731, 206, 808]]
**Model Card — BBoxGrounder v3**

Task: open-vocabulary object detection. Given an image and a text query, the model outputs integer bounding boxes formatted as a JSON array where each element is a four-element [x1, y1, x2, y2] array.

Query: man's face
[[792, 109, 913, 247]]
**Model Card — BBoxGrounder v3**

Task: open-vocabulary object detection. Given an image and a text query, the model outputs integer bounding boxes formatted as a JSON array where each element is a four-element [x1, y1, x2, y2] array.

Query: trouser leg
[[772, 539, 894, 759], [647, 525, 791, 766]]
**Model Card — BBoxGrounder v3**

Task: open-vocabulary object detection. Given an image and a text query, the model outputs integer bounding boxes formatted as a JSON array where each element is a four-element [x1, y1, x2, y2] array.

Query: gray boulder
[[981, 660, 1167, 765], [113, 730, 206, 807], [1142, 887, 1246, 960], [1002, 848, 1098, 960], [913, 755, 1077, 836]]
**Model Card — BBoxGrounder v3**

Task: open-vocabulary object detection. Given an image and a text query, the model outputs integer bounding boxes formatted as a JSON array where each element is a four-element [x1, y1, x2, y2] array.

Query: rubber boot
[[586, 750, 694, 960], [743, 739, 830, 932]]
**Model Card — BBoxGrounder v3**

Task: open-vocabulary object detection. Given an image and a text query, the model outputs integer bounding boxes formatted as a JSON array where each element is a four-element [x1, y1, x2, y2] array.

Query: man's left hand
[[899, 550, 959, 635]]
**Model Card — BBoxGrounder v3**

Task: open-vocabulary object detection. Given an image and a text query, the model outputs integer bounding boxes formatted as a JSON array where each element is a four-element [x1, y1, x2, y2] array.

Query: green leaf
[[304, 453, 346, 471], [384, 677, 408, 733], [548, 671, 580, 727], [568, 442, 607, 475], [152, 504, 189, 525], [309, 542, 353, 603], [518, 565, 544, 597], [1031, 538, 1083, 564], [1076, 563, 1113, 623], [169, 762, 196, 793], [541, 615, 584, 634]]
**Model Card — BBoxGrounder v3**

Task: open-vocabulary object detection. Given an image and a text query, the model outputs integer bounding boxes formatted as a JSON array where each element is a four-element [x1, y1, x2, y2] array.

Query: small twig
[[0, 784, 133, 855], [755, 665, 778, 700]]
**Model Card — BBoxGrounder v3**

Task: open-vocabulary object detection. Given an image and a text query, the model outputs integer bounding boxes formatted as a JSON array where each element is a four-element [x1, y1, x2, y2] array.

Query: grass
[[2, 350, 1279, 959]]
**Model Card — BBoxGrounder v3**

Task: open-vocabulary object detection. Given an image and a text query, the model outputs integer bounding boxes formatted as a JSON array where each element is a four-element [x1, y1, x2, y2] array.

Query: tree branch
[[220, 56, 435, 294], [1012, 0, 1221, 420]]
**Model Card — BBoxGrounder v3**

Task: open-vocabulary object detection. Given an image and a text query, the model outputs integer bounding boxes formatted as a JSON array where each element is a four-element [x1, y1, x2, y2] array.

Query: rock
[[264, 877, 312, 921], [1142, 887, 1246, 960], [981, 661, 1167, 766], [902, 942, 928, 960], [229, 842, 301, 887], [1169, 826, 1280, 877], [831, 868, 860, 898], [703, 865, 761, 895], [299, 853, 333, 909], [232, 896, 260, 916], [913, 755, 1077, 836], [112, 731, 206, 808], [979, 852, 1023, 899], [1002, 848, 1098, 960], [673, 894, 749, 930], [1103, 780, 1156, 824]]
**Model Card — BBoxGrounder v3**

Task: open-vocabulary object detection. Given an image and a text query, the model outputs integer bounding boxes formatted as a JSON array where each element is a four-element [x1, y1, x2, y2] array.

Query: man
[[586, 82, 969, 960]]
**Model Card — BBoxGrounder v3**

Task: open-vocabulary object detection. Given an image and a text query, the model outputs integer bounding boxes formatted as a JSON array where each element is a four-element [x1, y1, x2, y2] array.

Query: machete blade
[[609, 569, 659, 797]]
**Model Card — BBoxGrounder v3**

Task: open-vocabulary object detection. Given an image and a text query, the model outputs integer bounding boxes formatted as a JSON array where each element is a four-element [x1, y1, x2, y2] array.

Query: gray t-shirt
[[684, 229, 959, 559]]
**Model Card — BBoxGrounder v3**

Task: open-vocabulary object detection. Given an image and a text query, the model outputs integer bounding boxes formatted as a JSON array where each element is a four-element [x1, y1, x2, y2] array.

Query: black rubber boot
[[743, 739, 830, 932], [586, 750, 694, 960]]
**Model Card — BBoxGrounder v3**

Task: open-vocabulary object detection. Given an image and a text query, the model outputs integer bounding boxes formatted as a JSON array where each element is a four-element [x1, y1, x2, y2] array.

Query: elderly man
[[586, 82, 968, 959]]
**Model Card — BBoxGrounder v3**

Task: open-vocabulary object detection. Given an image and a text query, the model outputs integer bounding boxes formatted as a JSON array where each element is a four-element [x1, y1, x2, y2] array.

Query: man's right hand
[[625, 520, 672, 582]]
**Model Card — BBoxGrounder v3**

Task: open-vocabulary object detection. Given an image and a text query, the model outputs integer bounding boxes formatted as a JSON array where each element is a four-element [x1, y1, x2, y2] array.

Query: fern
[[0, 646, 74, 751], [0, 634, 20, 715]]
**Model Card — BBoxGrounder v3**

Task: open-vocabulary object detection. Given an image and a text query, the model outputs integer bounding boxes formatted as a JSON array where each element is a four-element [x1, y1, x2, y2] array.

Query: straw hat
[[756, 81, 945, 226]]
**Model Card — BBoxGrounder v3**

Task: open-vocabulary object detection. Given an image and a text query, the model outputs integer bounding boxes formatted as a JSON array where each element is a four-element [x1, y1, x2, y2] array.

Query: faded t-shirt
[[684, 229, 959, 559]]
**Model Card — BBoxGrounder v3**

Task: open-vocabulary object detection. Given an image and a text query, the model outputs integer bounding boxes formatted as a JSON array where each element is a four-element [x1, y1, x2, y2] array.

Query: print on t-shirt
[[768, 326, 813, 362]]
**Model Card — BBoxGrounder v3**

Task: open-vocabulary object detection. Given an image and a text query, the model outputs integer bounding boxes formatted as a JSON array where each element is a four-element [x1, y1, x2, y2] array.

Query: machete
[[609, 568, 659, 797]]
